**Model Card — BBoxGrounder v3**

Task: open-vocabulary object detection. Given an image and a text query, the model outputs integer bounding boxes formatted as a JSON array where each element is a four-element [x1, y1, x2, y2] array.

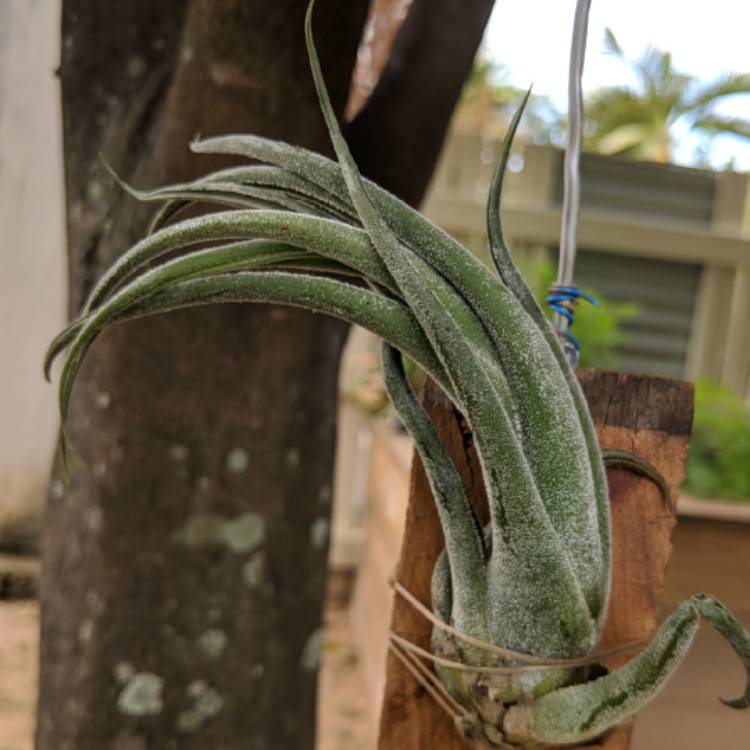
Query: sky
[[483, 0, 750, 169]]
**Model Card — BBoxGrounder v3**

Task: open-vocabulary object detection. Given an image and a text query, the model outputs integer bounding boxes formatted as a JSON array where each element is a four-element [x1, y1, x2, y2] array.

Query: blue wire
[[545, 285, 597, 353]]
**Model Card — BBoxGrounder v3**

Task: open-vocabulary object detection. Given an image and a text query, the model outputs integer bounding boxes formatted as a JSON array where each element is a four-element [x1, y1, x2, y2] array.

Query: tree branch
[[346, 0, 497, 207]]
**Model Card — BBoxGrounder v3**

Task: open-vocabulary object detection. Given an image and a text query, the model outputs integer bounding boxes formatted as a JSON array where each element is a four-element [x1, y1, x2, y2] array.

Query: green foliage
[[525, 259, 639, 370], [684, 379, 750, 501], [585, 28, 750, 164]]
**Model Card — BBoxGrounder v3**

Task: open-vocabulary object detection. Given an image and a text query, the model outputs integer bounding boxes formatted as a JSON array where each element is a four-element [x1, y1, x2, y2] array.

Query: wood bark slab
[[377, 370, 693, 749]]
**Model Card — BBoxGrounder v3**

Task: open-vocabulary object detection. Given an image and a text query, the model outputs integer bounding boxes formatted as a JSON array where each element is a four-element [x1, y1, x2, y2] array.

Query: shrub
[[684, 379, 750, 501]]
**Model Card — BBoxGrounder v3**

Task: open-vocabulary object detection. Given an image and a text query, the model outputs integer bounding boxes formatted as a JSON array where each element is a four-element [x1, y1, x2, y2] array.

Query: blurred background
[[1, 0, 749, 748]]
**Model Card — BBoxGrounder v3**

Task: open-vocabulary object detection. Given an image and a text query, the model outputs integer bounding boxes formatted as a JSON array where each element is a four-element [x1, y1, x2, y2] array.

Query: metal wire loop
[[546, 283, 597, 352]]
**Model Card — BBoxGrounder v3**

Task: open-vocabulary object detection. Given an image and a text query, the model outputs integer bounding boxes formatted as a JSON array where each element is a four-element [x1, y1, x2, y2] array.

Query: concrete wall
[[0, 0, 65, 531]]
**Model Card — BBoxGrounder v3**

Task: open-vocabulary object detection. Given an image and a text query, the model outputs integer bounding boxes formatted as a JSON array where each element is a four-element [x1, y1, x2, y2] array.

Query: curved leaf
[[487, 88, 531, 285], [58, 269, 451, 459], [194, 125, 609, 624], [306, 0, 595, 656], [509, 594, 750, 745], [382, 343, 487, 639], [84, 209, 396, 312]]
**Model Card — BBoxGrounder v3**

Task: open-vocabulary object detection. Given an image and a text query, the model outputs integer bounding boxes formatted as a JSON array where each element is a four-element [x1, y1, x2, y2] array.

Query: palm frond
[[682, 72, 750, 116], [693, 113, 750, 140], [602, 27, 623, 59]]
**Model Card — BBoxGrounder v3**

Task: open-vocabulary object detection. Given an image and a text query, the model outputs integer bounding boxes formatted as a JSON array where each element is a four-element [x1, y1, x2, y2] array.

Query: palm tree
[[585, 28, 750, 163]]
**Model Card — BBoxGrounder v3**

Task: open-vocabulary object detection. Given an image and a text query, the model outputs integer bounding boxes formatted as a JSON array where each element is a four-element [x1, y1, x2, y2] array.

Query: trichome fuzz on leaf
[[46, 1, 750, 746]]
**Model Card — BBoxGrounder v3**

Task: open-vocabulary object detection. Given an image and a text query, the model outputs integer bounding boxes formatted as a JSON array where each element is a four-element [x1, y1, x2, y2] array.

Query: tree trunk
[[39, 3, 367, 748], [38, 1, 495, 747]]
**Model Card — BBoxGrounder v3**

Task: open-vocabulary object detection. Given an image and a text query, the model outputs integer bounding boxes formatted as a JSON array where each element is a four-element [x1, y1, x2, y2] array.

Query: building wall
[[0, 0, 66, 526]]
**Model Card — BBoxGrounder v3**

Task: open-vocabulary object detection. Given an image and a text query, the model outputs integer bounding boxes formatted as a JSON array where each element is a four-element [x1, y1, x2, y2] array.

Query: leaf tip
[[97, 153, 144, 200], [719, 694, 750, 710], [189, 134, 207, 153]]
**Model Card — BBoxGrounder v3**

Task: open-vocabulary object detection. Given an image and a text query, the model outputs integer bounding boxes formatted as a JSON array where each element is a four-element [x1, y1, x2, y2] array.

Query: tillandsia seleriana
[[47, 2, 750, 747]]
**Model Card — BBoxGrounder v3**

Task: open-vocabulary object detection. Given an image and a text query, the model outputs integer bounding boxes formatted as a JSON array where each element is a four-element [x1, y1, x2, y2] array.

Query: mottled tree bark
[[38, 1, 496, 748], [40, 4, 367, 748]]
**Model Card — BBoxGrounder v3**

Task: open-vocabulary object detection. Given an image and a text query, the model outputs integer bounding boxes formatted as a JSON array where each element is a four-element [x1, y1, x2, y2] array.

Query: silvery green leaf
[[382, 343, 487, 638], [485, 92, 612, 621], [83, 210, 396, 312], [197, 117, 609, 627], [305, 0, 595, 657], [506, 594, 750, 745], [58, 268, 451, 462]]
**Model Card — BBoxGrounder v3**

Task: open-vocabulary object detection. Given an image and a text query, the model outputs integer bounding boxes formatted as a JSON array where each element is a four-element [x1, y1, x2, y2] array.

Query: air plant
[[47, 2, 750, 747]]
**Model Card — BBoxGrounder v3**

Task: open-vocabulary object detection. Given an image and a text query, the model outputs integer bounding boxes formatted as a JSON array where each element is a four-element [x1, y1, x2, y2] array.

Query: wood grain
[[377, 370, 693, 749]]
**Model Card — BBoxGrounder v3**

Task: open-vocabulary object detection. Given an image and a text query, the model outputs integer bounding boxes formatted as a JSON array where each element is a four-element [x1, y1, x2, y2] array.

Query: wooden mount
[[377, 370, 694, 749]]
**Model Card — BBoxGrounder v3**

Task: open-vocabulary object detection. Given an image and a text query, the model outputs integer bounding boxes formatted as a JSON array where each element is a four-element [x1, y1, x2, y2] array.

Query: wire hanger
[[547, 0, 597, 366]]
